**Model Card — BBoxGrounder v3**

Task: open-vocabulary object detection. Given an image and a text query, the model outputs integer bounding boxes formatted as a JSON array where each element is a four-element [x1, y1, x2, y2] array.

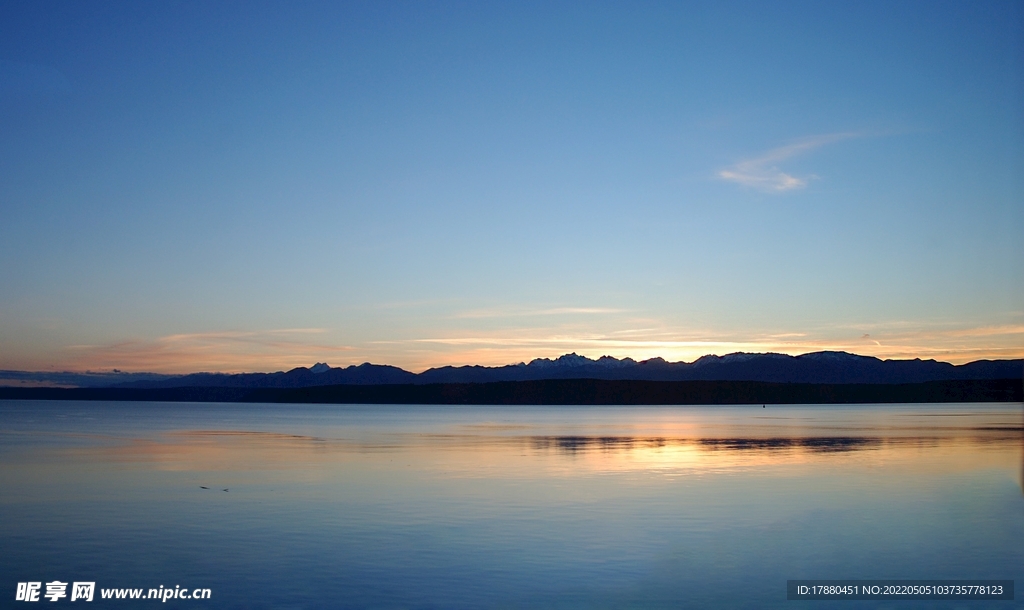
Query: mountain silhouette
[[114, 362, 416, 389], [98, 351, 1022, 389]]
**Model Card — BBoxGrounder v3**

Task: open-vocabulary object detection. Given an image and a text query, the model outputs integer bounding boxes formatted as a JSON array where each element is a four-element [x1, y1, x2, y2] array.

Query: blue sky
[[1, 0, 1021, 372]]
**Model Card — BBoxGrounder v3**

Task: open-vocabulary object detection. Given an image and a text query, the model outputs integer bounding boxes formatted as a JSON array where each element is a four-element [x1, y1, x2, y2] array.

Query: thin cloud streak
[[719, 132, 859, 192], [454, 307, 624, 319], [61, 329, 353, 373], [395, 320, 1024, 369], [150, 328, 329, 343]]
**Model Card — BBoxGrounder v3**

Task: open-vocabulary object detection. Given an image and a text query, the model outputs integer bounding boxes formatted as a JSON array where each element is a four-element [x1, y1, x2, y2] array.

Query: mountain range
[[7, 351, 1013, 389]]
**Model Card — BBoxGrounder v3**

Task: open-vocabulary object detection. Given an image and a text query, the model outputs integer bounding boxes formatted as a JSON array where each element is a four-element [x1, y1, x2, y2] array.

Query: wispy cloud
[[718, 133, 858, 192], [62, 329, 351, 373], [454, 307, 624, 319]]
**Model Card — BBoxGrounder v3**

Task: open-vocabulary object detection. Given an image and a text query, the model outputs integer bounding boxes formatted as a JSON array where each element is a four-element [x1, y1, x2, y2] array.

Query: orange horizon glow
[[4, 323, 1022, 375]]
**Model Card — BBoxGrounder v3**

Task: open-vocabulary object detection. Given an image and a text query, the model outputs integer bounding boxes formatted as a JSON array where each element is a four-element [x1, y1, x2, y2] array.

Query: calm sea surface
[[1, 400, 1022, 609]]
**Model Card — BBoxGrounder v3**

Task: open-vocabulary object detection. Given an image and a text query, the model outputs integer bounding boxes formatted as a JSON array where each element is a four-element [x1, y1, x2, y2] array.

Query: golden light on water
[[45, 423, 1019, 484]]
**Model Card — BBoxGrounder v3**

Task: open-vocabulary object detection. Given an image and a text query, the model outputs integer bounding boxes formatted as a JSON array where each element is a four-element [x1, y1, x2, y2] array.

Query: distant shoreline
[[1, 378, 1020, 405]]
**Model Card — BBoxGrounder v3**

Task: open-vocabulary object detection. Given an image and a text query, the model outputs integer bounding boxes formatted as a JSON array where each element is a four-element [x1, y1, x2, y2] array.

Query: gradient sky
[[1, 0, 1022, 373]]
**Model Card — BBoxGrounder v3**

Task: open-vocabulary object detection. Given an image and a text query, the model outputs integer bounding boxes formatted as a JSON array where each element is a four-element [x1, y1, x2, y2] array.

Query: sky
[[1, 0, 1022, 373]]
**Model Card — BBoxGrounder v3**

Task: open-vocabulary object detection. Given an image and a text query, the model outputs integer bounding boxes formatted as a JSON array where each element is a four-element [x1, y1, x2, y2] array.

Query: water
[[1, 400, 1021, 608]]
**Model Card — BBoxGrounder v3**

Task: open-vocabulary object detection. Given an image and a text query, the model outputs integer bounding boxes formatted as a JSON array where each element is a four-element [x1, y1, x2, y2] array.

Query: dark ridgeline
[[414, 352, 1023, 385], [109, 362, 417, 389], [0, 378, 1020, 404], [100, 351, 1024, 389], [0, 351, 1020, 404]]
